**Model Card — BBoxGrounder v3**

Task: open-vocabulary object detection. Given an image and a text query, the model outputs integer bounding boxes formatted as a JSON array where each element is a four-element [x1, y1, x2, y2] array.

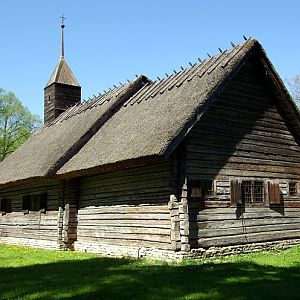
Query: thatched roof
[[1, 38, 298, 186], [0, 76, 149, 186], [58, 38, 290, 177]]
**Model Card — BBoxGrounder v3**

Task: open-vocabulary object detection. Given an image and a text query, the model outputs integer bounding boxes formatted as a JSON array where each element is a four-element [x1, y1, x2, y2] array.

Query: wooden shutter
[[230, 180, 241, 205], [268, 182, 280, 204], [6, 199, 11, 213], [0, 199, 6, 215], [22, 195, 31, 213], [40, 193, 47, 213]]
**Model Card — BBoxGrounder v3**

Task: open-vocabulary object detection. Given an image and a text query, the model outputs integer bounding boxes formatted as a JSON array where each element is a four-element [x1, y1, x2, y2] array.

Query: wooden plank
[[77, 226, 170, 235], [198, 229, 300, 247], [80, 161, 170, 185], [187, 152, 300, 167], [186, 161, 300, 175], [78, 205, 169, 215], [196, 216, 300, 230], [80, 171, 171, 189], [187, 167, 300, 179], [77, 236, 172, 250], [78, 212, 170, 221], [197, 222, 300, 238], [77, 231, 171, 243], [77, 219, 171, 228]]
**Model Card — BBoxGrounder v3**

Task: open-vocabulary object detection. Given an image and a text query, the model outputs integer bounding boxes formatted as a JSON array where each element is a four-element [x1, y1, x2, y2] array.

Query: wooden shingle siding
[[0, 180, 63, 247], [76, 160, 172, 250], [185, 59, 300, 248]]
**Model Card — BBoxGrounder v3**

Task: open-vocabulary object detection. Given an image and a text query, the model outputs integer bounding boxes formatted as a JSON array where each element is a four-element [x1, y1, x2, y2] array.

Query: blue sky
[[0, 0, 299, 118]]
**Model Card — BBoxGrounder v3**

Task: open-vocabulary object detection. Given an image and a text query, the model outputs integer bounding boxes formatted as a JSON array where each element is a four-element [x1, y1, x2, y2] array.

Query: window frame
[[189, 178, 215, 200], [288, 182, 298, 197], [231, 179, 267, 207], [22, 193, 47, 214], [241, 180, 265, 206], [0, 198, 11, 215]]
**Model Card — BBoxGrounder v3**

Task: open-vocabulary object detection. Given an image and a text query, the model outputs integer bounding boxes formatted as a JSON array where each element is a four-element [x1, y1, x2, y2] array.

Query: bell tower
[[44, 16, 81, 126]]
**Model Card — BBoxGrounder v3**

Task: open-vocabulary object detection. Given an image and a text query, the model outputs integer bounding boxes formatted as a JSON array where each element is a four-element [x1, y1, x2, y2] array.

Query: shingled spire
[[44, 16, 81, 126]]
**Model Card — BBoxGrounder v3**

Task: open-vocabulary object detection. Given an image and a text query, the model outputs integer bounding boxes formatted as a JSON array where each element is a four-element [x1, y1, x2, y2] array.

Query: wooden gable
[[185, 57, 300, 181]]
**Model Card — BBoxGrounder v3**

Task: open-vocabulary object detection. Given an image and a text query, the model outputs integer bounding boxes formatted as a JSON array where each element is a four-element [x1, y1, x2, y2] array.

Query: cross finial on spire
[[60, 15, 66, 58]]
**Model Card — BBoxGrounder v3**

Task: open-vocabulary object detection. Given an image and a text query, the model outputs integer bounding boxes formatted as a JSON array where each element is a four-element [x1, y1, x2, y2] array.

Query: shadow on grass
[[1, 256, 300, 300]]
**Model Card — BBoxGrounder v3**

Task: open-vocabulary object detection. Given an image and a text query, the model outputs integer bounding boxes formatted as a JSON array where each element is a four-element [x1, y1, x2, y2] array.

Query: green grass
[[1, 245, 300, 299]]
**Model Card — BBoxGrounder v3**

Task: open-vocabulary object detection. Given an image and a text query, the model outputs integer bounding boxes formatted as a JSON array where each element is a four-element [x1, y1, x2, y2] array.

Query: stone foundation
[[189, 239, 300, 259], [74, 239, 300, 260], [74, 241, 185, 260], [1, 238, 300, 260], [0, 237, 59, 250]]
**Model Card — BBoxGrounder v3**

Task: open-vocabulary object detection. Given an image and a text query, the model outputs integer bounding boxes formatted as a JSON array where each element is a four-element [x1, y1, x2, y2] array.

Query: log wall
[[75, 161, 171, 250], [75, 161, 172, 251], [185, 59, 300, 249], [0, 180, 63, 249]]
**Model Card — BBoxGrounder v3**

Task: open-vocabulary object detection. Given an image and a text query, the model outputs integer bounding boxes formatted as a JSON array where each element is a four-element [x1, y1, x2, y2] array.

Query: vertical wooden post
[[175, 141, 191, 252], [169, 154, 181, 251], [57, 206, 64, 248], [62, 179, 79, 249], [179, 177, 190, 251], [56, 182, 64, 248]]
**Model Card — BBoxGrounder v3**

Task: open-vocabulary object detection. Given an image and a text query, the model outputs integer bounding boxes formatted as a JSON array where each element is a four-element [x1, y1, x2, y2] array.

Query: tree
[[287, 74, 300, 108], [0, 87, 42, 161]]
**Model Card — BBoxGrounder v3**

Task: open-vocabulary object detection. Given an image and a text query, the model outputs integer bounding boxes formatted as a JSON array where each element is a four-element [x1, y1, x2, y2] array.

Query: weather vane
[[60, 15, 66, 58], [60, 15, 66, 27]]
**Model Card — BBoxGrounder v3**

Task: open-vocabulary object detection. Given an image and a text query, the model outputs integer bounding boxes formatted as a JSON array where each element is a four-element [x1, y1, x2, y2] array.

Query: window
[[190, 179, 214, 198], [0, 198, 11, 215], [22, 193, 47, 214], [231, 180, 281, 206], [241, 181, 264, 204], [288, 182, 298, 196]]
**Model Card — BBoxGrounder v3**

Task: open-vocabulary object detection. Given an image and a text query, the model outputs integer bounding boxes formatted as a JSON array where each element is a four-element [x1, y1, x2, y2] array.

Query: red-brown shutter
[[268, 182, 280, 204], [230, 180, 241, 205]]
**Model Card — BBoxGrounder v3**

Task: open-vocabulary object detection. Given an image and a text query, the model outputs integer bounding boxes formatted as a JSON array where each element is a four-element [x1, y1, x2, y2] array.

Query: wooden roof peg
[[243, 35, 248, 41]]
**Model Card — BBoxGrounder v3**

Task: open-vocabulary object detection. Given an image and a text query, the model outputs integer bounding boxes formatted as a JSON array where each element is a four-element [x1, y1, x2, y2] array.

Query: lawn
[[1, 245, 300, 299]]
